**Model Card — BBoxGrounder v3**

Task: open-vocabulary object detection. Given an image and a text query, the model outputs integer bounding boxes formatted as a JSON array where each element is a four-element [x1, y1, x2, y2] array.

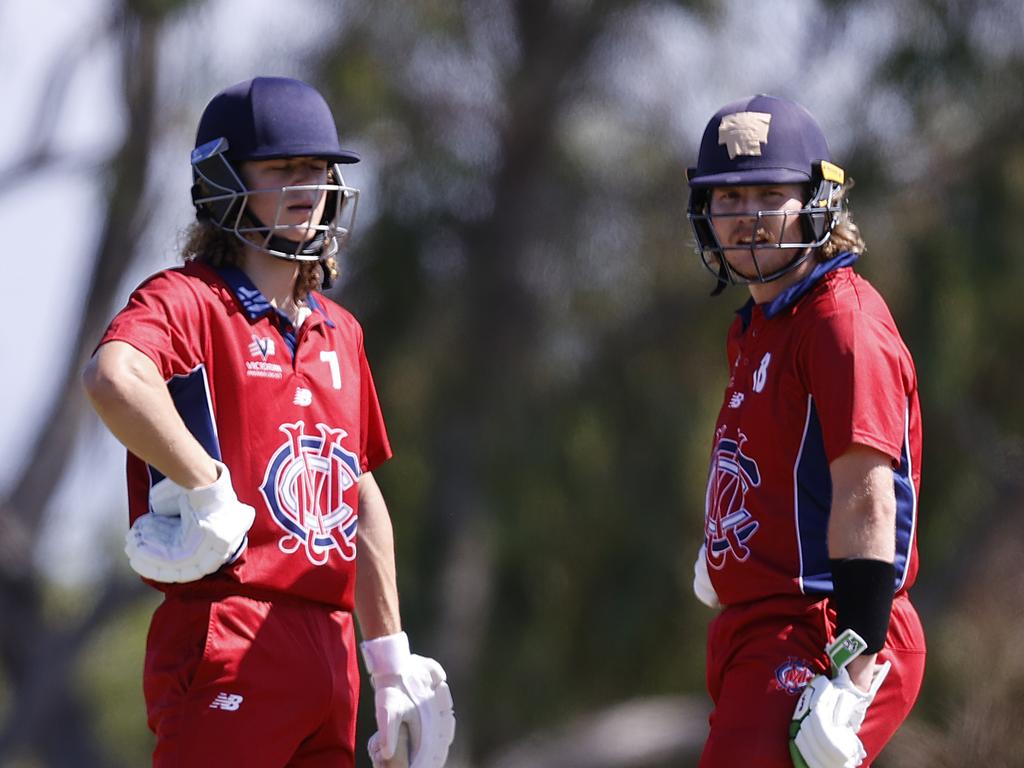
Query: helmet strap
[[238, 208, 328, 260], [710, 260, 729, 296], [319, 259, 334, 290]]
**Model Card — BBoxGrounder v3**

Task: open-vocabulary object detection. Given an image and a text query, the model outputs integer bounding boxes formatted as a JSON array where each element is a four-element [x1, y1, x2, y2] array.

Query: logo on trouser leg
[[773, 659, 816, 695], [210, 692, 244, 711]]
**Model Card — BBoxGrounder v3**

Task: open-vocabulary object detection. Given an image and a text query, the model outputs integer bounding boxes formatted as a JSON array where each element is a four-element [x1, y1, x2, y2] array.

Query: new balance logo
[[249, 335, 275, 360], [293, 387, 313, 407], [728, 392, 745, 409], [210, 692, 244, 711]]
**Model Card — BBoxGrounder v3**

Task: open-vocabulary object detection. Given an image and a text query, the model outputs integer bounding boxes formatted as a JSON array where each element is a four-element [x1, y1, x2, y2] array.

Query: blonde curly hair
[[181, 221, 338, 301], [818, 183, 865, 260]]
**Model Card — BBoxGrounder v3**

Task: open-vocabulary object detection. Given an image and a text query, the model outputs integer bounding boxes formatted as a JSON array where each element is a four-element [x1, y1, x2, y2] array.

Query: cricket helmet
[[190, 76, 360, 274], [686, 94, 846, 290]]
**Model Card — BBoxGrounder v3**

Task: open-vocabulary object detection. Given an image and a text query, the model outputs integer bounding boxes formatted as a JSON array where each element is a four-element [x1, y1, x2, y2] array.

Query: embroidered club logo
[[249, 335, 275, 360], [246, 335, 282, 379], [705, 427, 761, 568], [718, 111, 772, 159], [772, 659, 816, 695], [260, 421, 361, 565]]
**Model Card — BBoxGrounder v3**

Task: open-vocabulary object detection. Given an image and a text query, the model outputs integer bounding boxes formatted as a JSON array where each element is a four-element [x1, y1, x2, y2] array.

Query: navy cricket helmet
[[190, 76, 361, 274], [686, 94, 846, 290]]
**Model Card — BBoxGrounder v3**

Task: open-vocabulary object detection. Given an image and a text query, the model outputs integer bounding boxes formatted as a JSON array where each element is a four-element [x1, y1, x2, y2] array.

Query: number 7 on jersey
[[320, 350, 342, 389]]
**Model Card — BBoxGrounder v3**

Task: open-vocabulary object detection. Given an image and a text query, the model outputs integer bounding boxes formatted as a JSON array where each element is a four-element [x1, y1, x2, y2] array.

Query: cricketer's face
[[240, 157, 330, 243], [708, 184, 807, 280]]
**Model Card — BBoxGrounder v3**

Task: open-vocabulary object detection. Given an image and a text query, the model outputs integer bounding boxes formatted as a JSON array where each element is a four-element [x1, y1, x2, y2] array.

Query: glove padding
[[693, 544, 721, 608], [362, 632, 455, 768], [789, 629, 891, 768], [124, 461, 255, 583]]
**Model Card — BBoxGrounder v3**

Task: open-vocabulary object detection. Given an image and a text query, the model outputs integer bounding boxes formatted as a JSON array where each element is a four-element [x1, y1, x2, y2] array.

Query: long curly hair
[[181, 222, 338, 300], [818, 182, 866, 260]]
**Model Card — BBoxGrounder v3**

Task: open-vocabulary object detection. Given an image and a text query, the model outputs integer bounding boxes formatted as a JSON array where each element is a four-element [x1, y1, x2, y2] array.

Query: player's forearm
[[827, 446, 897, 692], [846, 653, 880, 690], [83, 341, 218, 489], [355, 472, 402, 639], [827, 447, 897, 561]]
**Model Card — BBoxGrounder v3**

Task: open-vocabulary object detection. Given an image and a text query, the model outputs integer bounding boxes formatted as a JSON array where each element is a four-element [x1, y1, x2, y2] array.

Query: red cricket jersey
[[703, 253, 921, 605], [101, 261, 392, 610]]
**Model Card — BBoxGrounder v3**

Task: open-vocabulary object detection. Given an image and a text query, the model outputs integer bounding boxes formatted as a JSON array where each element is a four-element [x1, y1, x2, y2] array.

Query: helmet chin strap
[[238, 209, 336, 290], [710, 261, 729, 296], [267, 230, 327, 260], [241, 209, 327, 259]]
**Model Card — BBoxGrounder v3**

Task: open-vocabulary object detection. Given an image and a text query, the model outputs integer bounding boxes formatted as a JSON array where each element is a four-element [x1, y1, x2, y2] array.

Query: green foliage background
[[4, 1, 1024, 766]]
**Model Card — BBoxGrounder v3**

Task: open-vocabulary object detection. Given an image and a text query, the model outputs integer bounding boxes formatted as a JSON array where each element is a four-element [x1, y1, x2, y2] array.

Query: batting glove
[[361, 632, 456, 768], [125, 461, 255, 583], [693, 544, 721, 609], [789, 629, 891, 768]]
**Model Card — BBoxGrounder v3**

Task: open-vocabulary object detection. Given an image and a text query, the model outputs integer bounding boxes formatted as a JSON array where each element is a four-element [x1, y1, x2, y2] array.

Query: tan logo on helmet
[[718, 111, 772, 159]]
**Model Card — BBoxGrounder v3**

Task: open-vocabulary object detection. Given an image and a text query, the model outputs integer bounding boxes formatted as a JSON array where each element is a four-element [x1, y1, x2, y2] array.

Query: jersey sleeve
[[802, 310, 910, 464], [99, 269, 206, 377], [358, 334, 393, 473]]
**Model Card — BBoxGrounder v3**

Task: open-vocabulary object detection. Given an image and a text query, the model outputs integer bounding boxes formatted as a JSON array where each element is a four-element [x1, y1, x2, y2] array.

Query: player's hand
[[125, 461, 256, 583], [361, 632, 455, 768], [693, 544, 721, 608], [789, 630, 891, 768]]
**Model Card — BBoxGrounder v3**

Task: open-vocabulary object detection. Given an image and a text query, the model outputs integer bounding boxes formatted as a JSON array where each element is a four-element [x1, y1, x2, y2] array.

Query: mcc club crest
[[705, 427, 761, 568], [260, 421, 361, 565]]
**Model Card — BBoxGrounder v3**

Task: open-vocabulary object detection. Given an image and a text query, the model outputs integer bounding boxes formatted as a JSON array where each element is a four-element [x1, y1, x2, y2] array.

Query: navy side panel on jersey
[[147, 365, 221, 486], [798, 397, 918, 594], [893, 403, 918, 590], [795, 397, 832, 593]]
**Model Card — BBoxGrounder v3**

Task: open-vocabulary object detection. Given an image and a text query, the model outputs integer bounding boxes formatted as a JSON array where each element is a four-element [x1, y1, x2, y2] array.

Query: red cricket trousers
[[143, 593, 359, 767], [699, 591, 926, 767]]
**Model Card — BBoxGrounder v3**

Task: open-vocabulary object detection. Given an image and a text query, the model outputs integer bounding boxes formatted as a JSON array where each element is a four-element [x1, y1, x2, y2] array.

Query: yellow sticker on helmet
[[820, 160, 845, 184]]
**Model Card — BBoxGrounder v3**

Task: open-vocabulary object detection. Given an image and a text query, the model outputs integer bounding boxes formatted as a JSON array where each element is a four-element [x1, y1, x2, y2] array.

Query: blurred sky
[[0, 0, 897, 583], [0, 0, 359, 581]]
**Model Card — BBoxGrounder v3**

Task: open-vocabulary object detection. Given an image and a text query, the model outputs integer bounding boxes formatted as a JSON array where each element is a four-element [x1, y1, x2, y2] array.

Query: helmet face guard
[[687, 161, 844, 286], [685, 95, 846, 290], [190, 137, 359, 264]]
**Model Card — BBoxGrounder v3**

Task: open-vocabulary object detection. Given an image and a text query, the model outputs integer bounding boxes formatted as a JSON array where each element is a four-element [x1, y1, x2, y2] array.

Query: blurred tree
[[311, 1, 743, 763], [0, 1, 198, 766], [2, 0, 1023, 766], [814, 1, 1024, 764], [314, 0, 1024, 765]]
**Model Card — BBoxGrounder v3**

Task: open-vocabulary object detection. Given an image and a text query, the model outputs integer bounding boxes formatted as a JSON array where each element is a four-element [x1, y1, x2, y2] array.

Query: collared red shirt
[[704, 252, 921, 605], [102, 260, 392, 610]]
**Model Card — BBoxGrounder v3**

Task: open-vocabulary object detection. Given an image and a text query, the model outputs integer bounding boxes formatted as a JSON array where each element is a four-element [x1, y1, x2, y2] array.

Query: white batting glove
[[789, 629, 891, 768], [693, 544, 721, 608], [361, 632, 456, 768], [125, 461, 255, 583]]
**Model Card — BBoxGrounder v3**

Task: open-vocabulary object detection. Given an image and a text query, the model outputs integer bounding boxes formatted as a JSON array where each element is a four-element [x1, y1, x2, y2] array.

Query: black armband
[[830, 558, 896, 654]]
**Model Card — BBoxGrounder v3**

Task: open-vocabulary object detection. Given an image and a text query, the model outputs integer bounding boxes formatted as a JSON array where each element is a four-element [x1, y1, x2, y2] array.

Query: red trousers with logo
[[698, 592, 926, 767], [143, 593, 359, 768]]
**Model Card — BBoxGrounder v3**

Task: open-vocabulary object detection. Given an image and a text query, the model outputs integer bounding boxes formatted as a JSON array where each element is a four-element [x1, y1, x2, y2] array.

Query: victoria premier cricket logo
[[260, 421, 361, 565], [705, 426, 761, 568]]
